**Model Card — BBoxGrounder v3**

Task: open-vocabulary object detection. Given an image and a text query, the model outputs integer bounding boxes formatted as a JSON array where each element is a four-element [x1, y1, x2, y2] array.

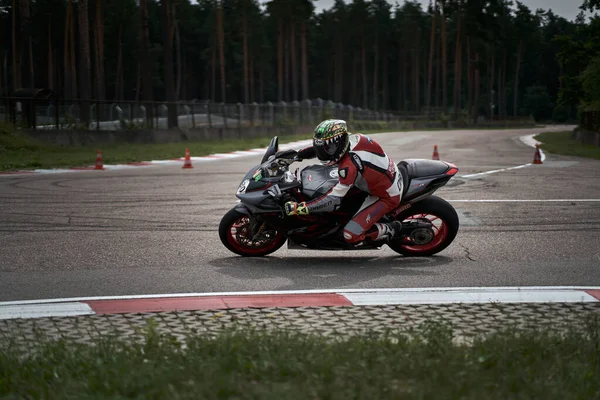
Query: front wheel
[[219, 208, 286, 257], [387, 196, 459, 257]]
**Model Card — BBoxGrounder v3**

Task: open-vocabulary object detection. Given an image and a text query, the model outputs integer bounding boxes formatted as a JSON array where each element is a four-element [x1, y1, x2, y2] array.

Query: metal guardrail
[[0, 97, 433, 131]]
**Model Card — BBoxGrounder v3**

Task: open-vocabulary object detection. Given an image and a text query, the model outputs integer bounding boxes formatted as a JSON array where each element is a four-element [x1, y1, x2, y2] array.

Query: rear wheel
[[219, 208, 286, 257], [387, 196, 459, 257]]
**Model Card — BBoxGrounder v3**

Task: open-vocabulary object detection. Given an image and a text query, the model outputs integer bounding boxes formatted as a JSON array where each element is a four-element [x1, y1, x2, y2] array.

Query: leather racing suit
[[296, 133, 403, 244]]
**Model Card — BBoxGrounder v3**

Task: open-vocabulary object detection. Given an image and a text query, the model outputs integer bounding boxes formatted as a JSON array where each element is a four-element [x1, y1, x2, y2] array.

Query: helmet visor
[[322, 138, 340, 155], [315, 135, 341, 155]]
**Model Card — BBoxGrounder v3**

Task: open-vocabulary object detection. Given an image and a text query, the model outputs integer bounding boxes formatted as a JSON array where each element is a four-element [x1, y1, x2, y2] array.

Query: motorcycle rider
[[284, 119, 403, 245]]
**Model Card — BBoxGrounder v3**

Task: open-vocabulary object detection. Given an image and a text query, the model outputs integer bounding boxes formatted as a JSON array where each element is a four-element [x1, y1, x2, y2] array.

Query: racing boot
[[368, 221, 403, 243]]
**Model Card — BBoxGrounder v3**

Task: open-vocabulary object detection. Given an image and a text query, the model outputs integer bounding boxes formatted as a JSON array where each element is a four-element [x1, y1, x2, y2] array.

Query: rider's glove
[[284, 201, 309, 216]]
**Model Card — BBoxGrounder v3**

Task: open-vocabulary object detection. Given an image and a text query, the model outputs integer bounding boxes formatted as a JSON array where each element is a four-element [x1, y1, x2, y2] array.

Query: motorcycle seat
[[399, 160, 449, 179]]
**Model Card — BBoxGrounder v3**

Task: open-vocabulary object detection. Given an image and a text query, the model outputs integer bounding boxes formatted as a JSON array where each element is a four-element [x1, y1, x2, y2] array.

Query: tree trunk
[[398, 45, 403, 111], [334, 35, 343, 102], [29, 38, 34, 89], [174, 15, 182, 101], [115, 23, 123, 100], [242, 12, 249, 103], [497, 57, 501, 119], [466, 36, 472, 116], [135, 62, 141, 102], [327, 58, 333, 100], [301, 21, 309, 100], [182, 56, 190, 100], [277, 19, 283, 101], [501, 50, 507, 118], [12, 0, 20, 90], [2, 53, 8, 96], [211, 39, 216, 101], [94, 0, 105, 102], [19, 0, 33, 89], [140, 0, 153, 125], [259, 61, 264, 103], [473, 52, 480, 122], [63, 0, 71, 98], [414, 28, 421, 112], [78, 0, 92, 125], [401, 48, 407, 111], [435, 30, 441, 108], [372, 33, 379, 110], [249, 51, 255, 103], [284, 23, 290, 101], [216, 2, 226, 104], [47, 23, 54, 89], [69, 0, 77, 99], [382, 44, 388, 110], [361, 30, 368, 108], [453, 0, 462, 117], [513, 40, 523, 117], [489, 52, 495, 119], [441, 8, 447, 111], [426, 5, 436, 113], [351, 52, 358, 106], [413, 43, 417, 111], [291, 19, 298, 101], [78, 0, 92, 99]]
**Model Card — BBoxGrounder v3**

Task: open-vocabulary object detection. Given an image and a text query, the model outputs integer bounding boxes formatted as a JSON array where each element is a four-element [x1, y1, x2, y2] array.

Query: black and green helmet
[[313, 119, 350, 166]]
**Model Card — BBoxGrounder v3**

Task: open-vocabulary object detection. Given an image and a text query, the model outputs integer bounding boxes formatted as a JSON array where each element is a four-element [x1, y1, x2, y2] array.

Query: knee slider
[[343, 230, 361, 244]]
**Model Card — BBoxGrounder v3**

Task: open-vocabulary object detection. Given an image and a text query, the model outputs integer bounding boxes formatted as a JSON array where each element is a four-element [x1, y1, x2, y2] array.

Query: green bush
[[0, 122, 41, 152], [552, 104, 570, 123]]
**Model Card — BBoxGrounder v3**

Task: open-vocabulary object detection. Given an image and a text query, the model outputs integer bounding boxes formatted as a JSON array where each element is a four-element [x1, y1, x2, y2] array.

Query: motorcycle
[[219, 136, 460, 257]]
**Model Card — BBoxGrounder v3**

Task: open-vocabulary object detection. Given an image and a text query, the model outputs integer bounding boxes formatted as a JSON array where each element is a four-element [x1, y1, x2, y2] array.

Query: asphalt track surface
[[1, 126, 599, 302]]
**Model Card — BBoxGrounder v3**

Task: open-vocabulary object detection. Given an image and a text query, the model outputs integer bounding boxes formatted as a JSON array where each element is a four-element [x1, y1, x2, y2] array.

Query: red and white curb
[[0, 139, 313, 176], [1, 286, 599, 320]]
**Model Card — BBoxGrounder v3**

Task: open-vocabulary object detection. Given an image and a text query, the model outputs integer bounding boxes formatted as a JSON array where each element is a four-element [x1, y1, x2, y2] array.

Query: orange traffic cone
[[432, 145, 440, 160], [95, 149, 105, 170], [532, 144, 543, 164], [182, 148, 193, 169]]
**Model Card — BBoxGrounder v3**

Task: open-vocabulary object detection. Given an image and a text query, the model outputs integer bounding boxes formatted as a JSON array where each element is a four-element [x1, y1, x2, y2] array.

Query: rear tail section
[[397, 159, 458, 204]]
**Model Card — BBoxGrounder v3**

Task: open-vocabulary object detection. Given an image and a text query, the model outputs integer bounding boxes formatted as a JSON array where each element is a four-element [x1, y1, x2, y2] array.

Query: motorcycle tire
[[219, 208, 286, 257], [387, 195, 459, 257]]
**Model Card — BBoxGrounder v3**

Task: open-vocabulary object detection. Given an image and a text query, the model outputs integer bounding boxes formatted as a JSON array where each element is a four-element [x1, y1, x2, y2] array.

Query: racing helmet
[[312, 119, 350, 166]]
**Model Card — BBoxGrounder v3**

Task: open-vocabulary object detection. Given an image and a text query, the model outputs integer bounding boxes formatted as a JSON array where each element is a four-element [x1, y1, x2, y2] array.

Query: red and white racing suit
[[300, 134, 403, 244]]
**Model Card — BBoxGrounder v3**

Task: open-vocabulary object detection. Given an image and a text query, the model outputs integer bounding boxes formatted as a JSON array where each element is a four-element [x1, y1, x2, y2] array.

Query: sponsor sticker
[[393, 203, 412, 216], [352, 154, 364, 171]]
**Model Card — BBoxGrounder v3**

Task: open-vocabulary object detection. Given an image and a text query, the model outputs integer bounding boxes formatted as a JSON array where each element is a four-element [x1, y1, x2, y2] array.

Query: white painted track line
[[2, 286, 599, 306], [520, 134, 546, 161], [447, 199, 600, 202], [344, 290, 599, 306], [457, 133, 547, 179], [0, 302, 95, 320]]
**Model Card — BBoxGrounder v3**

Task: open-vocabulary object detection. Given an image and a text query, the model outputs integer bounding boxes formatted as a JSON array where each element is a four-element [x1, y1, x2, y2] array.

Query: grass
[[535, 130, 600, 160], [1, 321, 600, 399], [0, 123, 316, 171], [0, 121, 546, 172]]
